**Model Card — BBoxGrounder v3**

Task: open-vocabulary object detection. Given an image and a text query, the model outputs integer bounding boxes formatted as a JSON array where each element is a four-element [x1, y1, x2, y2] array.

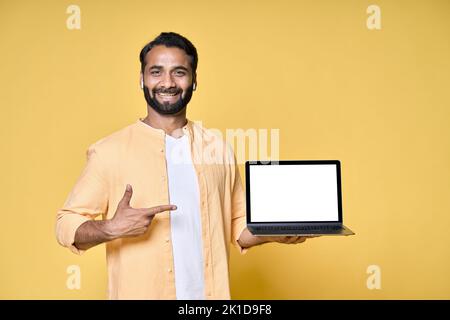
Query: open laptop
[[245, 160, 355, 236]]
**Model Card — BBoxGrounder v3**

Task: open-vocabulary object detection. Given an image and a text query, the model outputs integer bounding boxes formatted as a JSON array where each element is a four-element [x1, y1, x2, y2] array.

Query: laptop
[[245, 160, 355, 236]]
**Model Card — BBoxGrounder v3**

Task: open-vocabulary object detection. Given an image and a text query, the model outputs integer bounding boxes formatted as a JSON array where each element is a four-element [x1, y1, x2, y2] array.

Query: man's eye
[[175, 71, 186, 76], [150, 71, 160, 75]]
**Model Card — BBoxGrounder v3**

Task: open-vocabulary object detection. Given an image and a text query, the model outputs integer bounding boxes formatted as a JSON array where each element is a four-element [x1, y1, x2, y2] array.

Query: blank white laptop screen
[[249, 164, 339, 222]]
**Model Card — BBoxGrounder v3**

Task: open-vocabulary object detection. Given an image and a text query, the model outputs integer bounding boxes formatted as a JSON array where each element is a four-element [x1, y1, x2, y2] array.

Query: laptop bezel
[[245, 160, 343, 224]]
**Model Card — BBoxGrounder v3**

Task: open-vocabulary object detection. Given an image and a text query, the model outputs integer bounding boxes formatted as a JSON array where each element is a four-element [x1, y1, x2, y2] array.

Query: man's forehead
[[145, 45, 192, 68]]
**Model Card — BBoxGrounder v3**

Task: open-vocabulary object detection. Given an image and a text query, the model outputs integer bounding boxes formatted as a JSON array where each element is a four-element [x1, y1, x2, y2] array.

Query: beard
[[143, 84, 194, 115]]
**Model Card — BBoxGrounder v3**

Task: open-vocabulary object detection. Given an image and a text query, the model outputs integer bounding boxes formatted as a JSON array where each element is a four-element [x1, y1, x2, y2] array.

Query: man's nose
[[159, 72, 176, 88]]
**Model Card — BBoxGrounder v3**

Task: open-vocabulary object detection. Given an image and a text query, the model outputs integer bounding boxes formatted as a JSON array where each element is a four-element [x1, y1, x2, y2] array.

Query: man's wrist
[[103, 219, 121, 241], [238, 228, 271, 249]]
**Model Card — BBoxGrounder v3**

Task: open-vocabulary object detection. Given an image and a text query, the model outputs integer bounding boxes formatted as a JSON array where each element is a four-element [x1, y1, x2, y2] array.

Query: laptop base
[[248, 225, 355, 236]]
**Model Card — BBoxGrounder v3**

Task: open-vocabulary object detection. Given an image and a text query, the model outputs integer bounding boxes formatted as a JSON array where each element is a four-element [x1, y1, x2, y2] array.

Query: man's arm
[[73, 220, 116, 251], [237, 227, 310, 249], [237, 227, 269, 249], [73, 184, 176, 251]]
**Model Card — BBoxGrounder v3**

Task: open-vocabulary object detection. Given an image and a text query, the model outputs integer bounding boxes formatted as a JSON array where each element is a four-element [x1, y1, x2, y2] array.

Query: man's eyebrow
[[148, 65, 189, 72], [173, 66, 189, 72]]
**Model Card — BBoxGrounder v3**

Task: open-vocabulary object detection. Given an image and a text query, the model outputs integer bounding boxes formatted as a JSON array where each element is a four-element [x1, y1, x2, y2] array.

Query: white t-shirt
[[165, 133, 205, 300]]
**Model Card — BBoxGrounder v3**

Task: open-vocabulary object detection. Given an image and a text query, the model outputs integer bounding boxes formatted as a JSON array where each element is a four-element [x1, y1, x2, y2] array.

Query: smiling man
[[55, 32, 308, 300]]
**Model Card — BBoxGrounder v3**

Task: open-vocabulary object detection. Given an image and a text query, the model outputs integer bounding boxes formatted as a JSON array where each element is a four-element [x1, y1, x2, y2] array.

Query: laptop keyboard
[[254, 225, 341, 231]]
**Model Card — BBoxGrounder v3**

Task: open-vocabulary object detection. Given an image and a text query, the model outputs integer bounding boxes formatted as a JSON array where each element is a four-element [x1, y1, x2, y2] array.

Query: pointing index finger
[[143, 205, 177, 217]]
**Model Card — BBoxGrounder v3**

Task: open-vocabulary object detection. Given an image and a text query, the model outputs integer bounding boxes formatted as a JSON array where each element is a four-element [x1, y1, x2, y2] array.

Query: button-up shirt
[[55, 119, 248, 299]]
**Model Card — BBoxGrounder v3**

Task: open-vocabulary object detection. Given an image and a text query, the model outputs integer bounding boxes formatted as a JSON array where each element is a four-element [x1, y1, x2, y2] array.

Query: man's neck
[[142, 106, 188, 138]]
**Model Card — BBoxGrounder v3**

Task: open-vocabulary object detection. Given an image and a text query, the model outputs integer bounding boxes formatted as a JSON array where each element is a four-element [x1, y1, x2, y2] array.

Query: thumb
[[119, 184, 133, 208]]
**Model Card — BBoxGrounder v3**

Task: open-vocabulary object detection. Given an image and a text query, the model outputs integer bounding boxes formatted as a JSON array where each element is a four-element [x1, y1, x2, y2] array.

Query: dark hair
[[139, 32, 198, 76]]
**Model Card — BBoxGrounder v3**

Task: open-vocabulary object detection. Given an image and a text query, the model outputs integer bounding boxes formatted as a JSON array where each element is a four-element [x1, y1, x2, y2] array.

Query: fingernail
[[172, 205, 177, 210]]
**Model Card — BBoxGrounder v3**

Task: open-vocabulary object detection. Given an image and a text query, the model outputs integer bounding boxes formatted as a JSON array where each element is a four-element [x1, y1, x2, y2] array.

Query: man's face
[[142, 45, 195, 115]]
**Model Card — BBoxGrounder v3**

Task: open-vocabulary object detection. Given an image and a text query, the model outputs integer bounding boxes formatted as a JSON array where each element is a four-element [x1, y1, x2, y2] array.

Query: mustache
[[153, 88, 182, 94]]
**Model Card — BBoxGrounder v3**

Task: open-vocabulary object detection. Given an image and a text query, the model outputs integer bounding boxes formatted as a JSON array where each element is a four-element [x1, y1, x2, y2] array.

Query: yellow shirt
[[55, 119, 248, 299]]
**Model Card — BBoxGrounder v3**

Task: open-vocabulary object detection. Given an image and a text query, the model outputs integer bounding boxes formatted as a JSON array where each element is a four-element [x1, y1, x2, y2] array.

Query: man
[[55, 32, 309, 300]]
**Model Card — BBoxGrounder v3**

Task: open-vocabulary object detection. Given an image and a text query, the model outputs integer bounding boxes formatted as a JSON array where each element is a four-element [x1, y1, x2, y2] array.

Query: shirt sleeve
[[231, 164, 249, 255], [55, 145, 109, 255]]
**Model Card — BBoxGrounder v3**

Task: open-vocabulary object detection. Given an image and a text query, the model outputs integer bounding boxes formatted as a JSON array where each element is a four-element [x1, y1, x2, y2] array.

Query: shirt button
[[168, 268, 172, 273], [160, 148, 164, 153], [165, 238, 170, 243]]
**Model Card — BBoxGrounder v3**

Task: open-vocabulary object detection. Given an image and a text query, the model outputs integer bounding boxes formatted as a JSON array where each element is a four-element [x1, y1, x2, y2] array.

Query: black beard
[[143, 84, 193, 115]]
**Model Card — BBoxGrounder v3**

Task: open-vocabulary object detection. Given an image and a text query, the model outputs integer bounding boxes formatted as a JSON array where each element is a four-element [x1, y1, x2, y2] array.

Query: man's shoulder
[[88, 121, 140, 153]]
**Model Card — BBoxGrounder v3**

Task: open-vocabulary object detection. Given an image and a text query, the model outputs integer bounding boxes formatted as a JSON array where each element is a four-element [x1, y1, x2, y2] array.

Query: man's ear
[[140, 74, 144, 90], [192, 74, 197, 91]]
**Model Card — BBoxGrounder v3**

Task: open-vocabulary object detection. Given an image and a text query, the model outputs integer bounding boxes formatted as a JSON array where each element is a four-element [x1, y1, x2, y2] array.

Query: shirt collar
[[136, 118, 194, 138]]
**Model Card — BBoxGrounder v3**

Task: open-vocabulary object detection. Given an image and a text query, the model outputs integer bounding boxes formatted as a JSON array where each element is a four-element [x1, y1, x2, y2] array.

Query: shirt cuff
[[56, 213, 92, 255]]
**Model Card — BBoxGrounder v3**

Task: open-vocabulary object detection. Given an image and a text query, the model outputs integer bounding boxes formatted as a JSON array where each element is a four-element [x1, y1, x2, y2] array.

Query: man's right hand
[[108, 184, 177, 238]]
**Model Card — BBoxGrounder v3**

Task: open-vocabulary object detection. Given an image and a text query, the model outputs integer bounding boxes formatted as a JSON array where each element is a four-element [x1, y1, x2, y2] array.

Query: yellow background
[[1, 0, 449, 299]]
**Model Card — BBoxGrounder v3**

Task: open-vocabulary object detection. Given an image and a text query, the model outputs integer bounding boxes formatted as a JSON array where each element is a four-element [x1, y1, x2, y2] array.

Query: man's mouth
[[156, 92, 180, 101]]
